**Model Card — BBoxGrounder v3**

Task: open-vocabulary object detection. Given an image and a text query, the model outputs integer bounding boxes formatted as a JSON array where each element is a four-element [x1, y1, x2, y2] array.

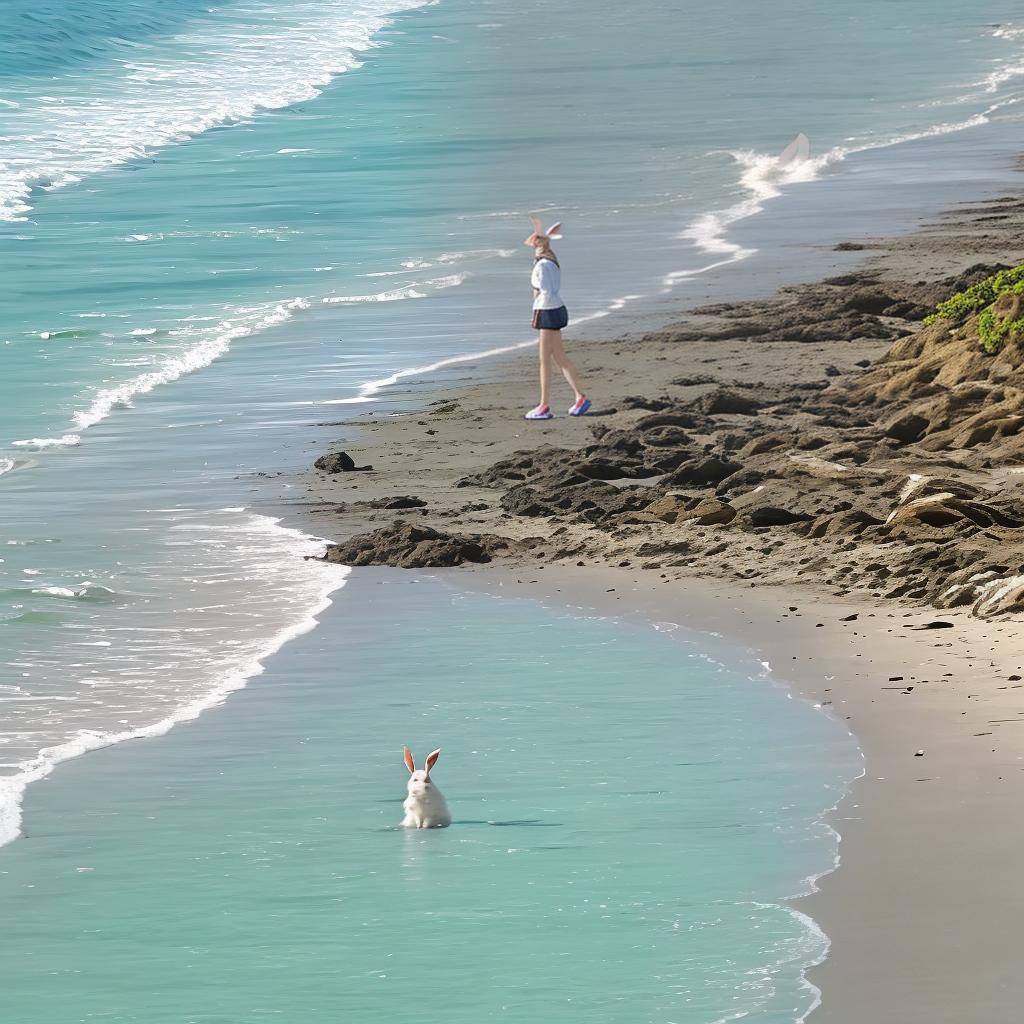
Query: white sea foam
[[71, 297, 308, 431], [31, 586, 78, 599], [11, 434, 81, 449], [20, 259, 476, 447], [306, 292, 644, 407], [321, 273, 468, 304], [0, 459, 14, 477], [658, 18, 1024, 292], [0, 0, 435, 220], [0, 513, 348, 850], [662, 101, 1003, 295], [363, 249, 517, 277]]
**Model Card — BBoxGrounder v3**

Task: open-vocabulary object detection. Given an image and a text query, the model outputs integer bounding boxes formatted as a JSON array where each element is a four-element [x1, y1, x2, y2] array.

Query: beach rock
[[665, 456, 742, 487], [934, 568, 1004, 609], [739, 432, 791, 457], [644, 495, 690, 524], [321, 521, 504, 568], [315, 451, 373, 473], [681, 497, 736, 526], [694, 388, 764, 416], [746, 506, 813, 527], [807, 509, 884, 538], [885, 493, 1024, 533], [880, 410, 929, 445], [370, 495, 427, 510], [972, 574, 1024, 618], [500, 478, 654, 522]]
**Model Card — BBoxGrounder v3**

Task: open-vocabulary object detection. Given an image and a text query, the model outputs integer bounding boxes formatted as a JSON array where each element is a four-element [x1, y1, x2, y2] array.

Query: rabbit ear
[[424, 748, 441, 775], [403, 747, 416, 774], [530, 216, 543, 234], [544, 222, 562, 239]]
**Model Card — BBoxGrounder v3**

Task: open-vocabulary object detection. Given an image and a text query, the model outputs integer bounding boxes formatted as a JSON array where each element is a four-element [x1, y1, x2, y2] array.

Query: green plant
[[977, 298, 1024, 354], [924, 263, 1024, 353]]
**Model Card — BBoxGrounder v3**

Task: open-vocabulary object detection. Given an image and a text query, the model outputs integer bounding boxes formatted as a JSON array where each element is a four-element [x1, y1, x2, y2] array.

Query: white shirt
[[531, 257, 563, 310]]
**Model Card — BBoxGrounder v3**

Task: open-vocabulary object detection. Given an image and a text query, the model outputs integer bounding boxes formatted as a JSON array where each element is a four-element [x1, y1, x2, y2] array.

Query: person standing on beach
[[523, 217, 591, 420]]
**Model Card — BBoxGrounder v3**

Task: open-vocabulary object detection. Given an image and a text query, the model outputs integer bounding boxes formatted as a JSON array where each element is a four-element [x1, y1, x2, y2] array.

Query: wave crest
[[0, 0, 435, 220]]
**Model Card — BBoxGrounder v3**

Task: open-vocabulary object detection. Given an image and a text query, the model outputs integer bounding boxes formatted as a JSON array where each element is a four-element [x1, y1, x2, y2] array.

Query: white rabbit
[[401, 747, 451, 829]]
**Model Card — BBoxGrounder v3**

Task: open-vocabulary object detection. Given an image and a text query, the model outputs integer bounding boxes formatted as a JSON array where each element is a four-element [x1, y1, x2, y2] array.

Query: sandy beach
[[294, 187, 1024, 1019]]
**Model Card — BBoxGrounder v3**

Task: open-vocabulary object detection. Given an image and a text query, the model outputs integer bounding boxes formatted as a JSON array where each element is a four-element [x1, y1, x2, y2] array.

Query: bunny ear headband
[[524, 216, 563, 245]]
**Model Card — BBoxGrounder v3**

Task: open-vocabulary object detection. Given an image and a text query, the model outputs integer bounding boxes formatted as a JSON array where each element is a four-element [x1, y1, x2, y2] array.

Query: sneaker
[[568, 396, 592, 417], [524, 403, 553, 420]]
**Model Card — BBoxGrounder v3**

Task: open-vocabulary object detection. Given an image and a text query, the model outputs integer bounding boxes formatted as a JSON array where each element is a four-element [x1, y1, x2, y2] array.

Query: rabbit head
[[523, 216, 563, 251], [404, 746, 442, 797]]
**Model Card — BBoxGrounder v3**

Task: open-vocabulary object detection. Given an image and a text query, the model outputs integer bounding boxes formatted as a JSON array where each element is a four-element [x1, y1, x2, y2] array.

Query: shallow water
[[0, 576, 859, 1023]]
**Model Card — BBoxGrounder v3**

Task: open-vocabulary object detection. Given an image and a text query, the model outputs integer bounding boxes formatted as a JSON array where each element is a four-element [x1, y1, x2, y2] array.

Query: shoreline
[[441, 565, 1024, 1022], [294, 181, 1024, 1018]]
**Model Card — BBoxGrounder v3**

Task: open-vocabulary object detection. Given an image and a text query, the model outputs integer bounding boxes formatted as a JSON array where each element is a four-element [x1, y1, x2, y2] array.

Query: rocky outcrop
[[317, 258, 1024, 618], [321, 521, 508, 567]]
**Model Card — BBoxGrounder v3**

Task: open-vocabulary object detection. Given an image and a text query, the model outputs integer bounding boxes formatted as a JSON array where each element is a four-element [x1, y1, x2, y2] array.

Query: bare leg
[[538, 332, 553, 408], [543, 329, 585, 401]]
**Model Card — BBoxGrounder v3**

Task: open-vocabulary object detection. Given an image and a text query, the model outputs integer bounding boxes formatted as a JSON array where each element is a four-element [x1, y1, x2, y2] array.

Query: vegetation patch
[[925, 263, 1024, 353]]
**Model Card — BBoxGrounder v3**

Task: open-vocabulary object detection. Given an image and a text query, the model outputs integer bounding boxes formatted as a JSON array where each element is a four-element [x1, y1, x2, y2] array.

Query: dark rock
[[842, 288, 898, 316], [373, 495, 427, 510], [808, 509, 884, 538], [681, 497, 736, 526], [746, 506, 813, 527], [315, 451, 373, 473], [880, 410, 929, 444], [694, 388, 764, 416], [665, 457, 742, 487], [321, 521, 505, 567]]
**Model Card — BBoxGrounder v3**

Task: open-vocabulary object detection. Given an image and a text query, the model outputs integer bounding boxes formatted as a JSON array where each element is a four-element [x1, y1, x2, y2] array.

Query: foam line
[[72, 298, 308, 431], [302, 293, 645, 407], [0, 0, 436, 220], [0, 515, 349, 851]]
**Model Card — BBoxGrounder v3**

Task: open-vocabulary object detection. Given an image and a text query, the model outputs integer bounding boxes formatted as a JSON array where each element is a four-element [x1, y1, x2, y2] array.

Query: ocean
[[0, 575, 860, 1022], [2, 0, 1024, 1018]]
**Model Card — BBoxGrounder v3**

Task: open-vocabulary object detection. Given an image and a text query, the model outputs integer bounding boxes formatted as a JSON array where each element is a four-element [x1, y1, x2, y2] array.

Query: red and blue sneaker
[[524, 403, 553, 421]]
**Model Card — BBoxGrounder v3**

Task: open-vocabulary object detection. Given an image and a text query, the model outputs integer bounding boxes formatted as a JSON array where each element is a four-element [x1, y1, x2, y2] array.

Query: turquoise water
[[0, 577, 859, 1022], [1, 1, 1023, 1014]]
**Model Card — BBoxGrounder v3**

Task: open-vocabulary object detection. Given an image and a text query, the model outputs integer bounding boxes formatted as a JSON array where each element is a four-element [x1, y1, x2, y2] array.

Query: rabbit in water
[[401, 747, 451, 829]]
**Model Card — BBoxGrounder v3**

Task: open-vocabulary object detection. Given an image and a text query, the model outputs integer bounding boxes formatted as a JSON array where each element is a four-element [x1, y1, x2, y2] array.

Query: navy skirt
[[532, 305, 569, 330]]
